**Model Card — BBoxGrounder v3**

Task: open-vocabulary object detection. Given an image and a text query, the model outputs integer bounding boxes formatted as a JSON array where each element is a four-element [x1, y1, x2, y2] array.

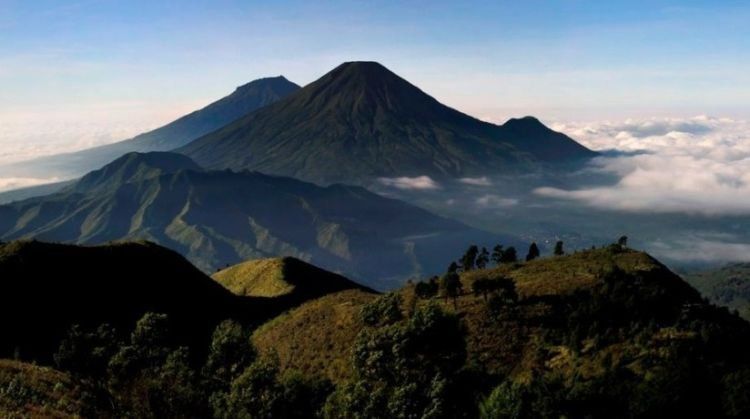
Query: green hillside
[[685, 263, 750, 320], [213, 256, 371, 298], [247, 246, 750, 417], [1, 240, 748, 417], [0, 152, 508, 289]]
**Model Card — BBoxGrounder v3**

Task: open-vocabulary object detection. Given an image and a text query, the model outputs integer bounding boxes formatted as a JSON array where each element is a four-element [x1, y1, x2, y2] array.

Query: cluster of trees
[[454, 240, 568, 273], [53, 314, 332, 417], [327, 295, 471, 418]]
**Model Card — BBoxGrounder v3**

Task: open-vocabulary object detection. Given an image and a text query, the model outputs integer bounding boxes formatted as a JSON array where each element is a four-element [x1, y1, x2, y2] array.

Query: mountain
[[685, 263, 750, 320], [3, 76, 300, 180], [213, 256, 372, 298], [0, 152, 509, 289], [178, 61, 596, 184]]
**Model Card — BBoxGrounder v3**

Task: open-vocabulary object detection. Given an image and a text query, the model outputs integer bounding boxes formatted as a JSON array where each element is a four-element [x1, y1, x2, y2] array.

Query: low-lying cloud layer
[[378, 176, 440, 190], [0, 176, 60, 192], [541, 116, 750, 215]]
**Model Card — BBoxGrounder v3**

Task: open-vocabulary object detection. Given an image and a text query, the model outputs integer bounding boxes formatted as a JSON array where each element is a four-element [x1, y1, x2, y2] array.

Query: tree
[[618, 235, 628, 247], [214, 356, 282, 418], [500, 247, 518, 264], [460, 245, 479, 271], [415, 276, 439, 300], [476, 247, 490, 270], [107, 313, 206, 417], [204, 319, 255, 390], [447, 261, 460, 273], [554, 241, 565, 256], [361, 292, 403, 326], [54, 323, 119, 378], [325, 302, 467, 418], [472, 278, 493, 301], [486, 278, 518, 320], [525, 242, 540, 261], [491, 245, 504, 266], [442, 271, 463, 309]]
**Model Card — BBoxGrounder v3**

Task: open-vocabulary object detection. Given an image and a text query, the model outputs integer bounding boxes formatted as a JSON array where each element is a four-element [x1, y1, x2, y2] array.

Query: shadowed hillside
[[178, 61, 595, 184], [0, 240, 366, 365]]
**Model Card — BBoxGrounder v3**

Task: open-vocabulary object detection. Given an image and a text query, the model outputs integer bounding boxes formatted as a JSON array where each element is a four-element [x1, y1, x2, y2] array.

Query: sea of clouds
[[541, 116, 750, 216]]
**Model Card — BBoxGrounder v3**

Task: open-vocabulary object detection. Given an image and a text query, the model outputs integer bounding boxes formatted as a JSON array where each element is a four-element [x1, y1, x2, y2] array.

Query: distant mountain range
[[179, 61, 595, 184], [3, 76, 300, 179], [0, 152, 508, 288]]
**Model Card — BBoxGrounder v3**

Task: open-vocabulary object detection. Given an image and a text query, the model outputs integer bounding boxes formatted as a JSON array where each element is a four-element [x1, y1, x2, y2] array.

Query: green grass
[[250, 246, 705, 383]]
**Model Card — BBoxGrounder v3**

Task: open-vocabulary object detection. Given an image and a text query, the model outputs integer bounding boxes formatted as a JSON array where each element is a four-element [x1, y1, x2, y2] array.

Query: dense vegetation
[[2, 240, 750, 417]]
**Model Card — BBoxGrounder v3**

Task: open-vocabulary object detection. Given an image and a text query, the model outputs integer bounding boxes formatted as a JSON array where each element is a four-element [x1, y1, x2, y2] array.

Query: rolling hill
[[0, 152, 509, 289], [213, 256, 373, 298], [178, 61, 596, 184], [0, 240, 366, 365], [2, 76, 300, 181], [251, 246, 749, 390]]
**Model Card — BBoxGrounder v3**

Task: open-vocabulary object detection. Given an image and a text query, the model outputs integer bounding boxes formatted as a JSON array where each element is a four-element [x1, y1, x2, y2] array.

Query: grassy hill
[[213, 256, 371, 298], [252, 289, 378, 383], [251, 246, 742, 385], [685, 263, 750, 320]]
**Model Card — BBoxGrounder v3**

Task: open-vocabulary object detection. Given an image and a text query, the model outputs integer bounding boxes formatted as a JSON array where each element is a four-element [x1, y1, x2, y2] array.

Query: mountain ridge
[[0, 152, 510, 288]]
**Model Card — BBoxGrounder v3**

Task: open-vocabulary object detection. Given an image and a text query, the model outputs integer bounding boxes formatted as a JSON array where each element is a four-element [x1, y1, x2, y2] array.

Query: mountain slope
[[0, 240, 244, 362], [685, 263, 750, 320], [251, 246, 748, 387], [178, 61, 595, 184], [3, 76, 300, 180], [0, 240, 367, 365], [0, 152, 509, 288]]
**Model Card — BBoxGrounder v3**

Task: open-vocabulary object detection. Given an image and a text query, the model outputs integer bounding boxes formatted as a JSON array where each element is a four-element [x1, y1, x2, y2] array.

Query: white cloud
[[0, 176, 61, 192], [538, 116, 750, 215], [378, 175, 440, 190], [0, 100, 203, 165], [475, 194, 518, 208], [459, 176, 492, 186]]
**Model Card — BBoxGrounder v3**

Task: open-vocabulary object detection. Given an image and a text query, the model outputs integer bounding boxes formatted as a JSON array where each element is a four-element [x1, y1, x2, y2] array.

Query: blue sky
[[1, 0, 748, 137]]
